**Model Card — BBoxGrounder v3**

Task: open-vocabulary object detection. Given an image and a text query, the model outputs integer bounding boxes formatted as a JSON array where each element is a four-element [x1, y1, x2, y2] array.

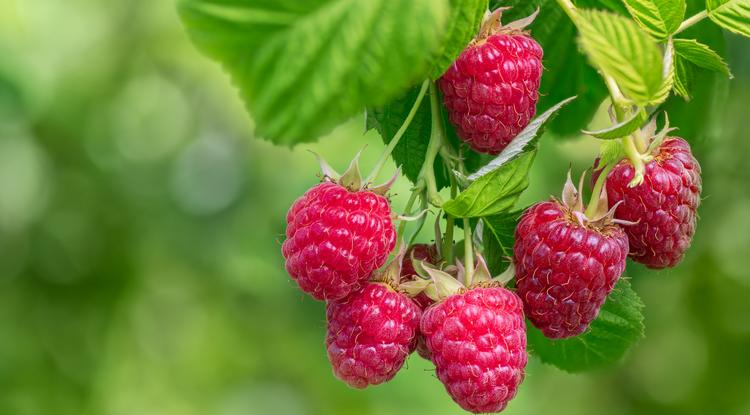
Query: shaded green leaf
[[443, 151, 536, 218], [706, 0, 750, 38], [528, 279, 645, 373], [623, 0, 686, 39], [576, 9, 664, 105], [674, 38, 732, 76], [599, 140, 626, 167], [483, 209, 524, 274], [178, 0, 449, 145]]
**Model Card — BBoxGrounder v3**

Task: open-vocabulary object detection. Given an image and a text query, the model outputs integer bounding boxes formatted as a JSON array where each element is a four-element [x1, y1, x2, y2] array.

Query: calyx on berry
[[560, 170, 634, 229], [474, 7, 540, 45], [400, 254, 515, 303], [312, 149, 399, 195]]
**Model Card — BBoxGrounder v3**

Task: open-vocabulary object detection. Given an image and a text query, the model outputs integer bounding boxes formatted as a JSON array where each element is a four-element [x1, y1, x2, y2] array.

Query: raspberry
[[326, 282, 421, 388], [282, 181, 396, 301], [514, 200, 629, 339], [604, 137, 702, 268], [439, 23, 543, 154], [421, 286, 527, 413]]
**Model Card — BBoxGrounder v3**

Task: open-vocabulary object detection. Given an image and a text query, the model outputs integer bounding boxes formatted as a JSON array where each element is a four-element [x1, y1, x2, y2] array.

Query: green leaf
[[431, 0, 488, 79], [468, 96, 576, 180], [582, 108, 648, 139], [706, 0, 750, 38], [623, 0, 686, 39], [528, 279, 645, 373], [673, 38, 732, 76], [443, 151, 536, 218], [482, 209, 524, 274], [494, 1, 609, 136], [673, 54, 694, 99], [576, 9, 664, 105], [178, 0, 449, 145]]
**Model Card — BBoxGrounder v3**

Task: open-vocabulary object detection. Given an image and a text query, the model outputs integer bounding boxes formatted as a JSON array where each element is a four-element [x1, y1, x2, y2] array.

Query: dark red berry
[[604, 137, 701, 269], [514, 201, 629, 339], [282, 182, 396, 301], [439, 33, 543, 154], [326, 282, 421, 388], [421, 286, 527, 413]]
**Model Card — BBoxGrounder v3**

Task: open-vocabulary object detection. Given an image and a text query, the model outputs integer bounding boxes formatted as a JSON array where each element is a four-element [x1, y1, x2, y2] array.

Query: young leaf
[[528, 279, 645, 373], [467, 96, 576, 181], [673, 54, 694, 99], [178, 0, 449, 145], [576, 9, 664, 105], [582, 108, 648, 139], [598, 139, 626, 167], [706, 0, 750, 38], [431, 0, 488, 79], [443, 151, 536, 218], [623, 0, 686, 40], [673, 38, 732, 76]]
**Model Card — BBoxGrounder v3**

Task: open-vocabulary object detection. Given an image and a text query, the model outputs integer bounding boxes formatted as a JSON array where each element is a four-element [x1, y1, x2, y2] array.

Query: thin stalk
[[631, 128, 648, 154], [417, 82, 447, 207], [366, 79, 429, 183], [443, 173, 459, 264], [396, 189, 420, 239], [585, 162, 614, 218], [555, 0, 578, 22], [462, 217, 474, 286], [674, 10, 708, 35]]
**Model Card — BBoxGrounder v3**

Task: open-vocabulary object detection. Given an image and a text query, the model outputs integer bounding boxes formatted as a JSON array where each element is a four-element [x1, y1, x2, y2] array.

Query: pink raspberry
[[604, 137, 702, 268], [282, 182, 396, 301], [326, 282, 421, 388], [421, 286, 527, 413], [514, 200, 629, 339], [439, 28, 543, 154]]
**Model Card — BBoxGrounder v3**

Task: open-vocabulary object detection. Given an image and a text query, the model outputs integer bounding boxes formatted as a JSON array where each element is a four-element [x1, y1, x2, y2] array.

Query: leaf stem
[[443, 173, 458, 264], [622, 136, 646, 186], [584, 162, 614, 218], [463, 217, 474, 286], [366, 79, 429, 184], [674, 10, 708, 35]]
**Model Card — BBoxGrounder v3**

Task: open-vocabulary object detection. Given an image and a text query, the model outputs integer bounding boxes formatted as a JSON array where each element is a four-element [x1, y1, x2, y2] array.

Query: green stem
[[555, 0, 578, 22], [396, 189, 420, 239], [584, 162, 614, 218], [605, 75, 630, 116], [462, 217, 474, 286], [443, 173, 459, 264], [674, 10, 708, 35], [632, 128, 648, 153], [417, 82, 447, 207], [366, 79, 429, 184]]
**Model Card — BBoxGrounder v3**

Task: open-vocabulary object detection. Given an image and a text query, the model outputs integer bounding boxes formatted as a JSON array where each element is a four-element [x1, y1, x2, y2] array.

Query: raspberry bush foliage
[[179, 0, 747, 412]]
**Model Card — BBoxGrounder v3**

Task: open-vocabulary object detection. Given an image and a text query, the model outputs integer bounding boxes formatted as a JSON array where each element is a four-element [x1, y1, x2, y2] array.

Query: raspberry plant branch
[[462, 217, 474, 286], [416, 82, 449, 207], [674, 10, 708, 35], [366, 79, 430, 184], [396, 189, 420, 241], [443, 173, 458, 265]]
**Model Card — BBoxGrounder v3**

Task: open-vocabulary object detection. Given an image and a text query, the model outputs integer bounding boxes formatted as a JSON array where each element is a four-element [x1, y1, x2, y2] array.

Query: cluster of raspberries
[[281, 11, 702, 414]]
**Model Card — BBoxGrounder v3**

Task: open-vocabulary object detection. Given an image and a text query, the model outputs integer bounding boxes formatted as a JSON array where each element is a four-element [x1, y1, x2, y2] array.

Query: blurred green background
[[1, 1, 749, 414]]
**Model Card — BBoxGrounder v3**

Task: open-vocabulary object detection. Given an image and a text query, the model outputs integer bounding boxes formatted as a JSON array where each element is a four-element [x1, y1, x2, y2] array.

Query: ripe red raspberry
[[514, 200, 629, 338], [326, 282, 421, 388], [604, 137, 702, 268], [421, 286, 527, 413], [438, 12, 543, 155], [282, 181, 396, 301]]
